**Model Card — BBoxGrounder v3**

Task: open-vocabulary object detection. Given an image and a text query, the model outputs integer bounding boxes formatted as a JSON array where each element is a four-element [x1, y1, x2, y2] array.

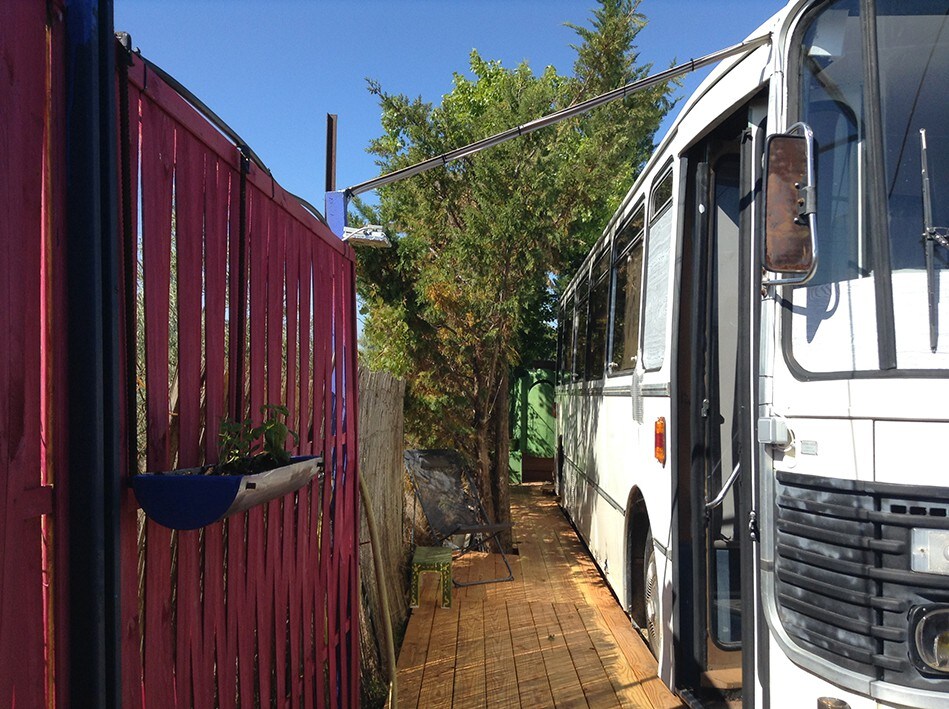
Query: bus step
[[701, 667, 742, 690]]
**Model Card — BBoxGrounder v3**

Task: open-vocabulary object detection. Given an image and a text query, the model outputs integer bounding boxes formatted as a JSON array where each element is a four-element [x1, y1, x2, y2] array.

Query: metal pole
[[326, 113, 338, 193], [344, 34, 771, 198], [64, 0, 120, 704]]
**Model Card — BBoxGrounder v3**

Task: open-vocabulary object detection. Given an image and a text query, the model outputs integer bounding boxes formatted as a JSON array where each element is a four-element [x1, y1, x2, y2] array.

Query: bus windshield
[[789, 0, 949, 373]]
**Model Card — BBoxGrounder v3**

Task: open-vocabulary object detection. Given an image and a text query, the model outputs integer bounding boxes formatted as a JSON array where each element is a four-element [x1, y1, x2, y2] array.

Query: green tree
[[356, 0, 674, 541]]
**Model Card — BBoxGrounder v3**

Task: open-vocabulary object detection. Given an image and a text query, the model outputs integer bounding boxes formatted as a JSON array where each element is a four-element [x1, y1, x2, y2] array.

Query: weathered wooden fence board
[[0, 1, 57, 705], [357, 368, 408, 705], [119, 48, 360, 707]]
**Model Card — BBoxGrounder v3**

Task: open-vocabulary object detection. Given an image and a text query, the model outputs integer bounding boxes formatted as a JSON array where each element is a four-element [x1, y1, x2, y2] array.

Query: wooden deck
[[396, 484, 683, 708]]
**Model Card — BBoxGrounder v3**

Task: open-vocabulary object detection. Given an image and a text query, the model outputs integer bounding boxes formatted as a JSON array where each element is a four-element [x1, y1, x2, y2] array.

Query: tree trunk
[[473, 419, 495, 523], [490, 366, 513, 550]]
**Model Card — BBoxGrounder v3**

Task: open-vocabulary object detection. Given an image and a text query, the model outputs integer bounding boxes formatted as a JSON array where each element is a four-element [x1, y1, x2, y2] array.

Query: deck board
[[396, 484, 683, 708]]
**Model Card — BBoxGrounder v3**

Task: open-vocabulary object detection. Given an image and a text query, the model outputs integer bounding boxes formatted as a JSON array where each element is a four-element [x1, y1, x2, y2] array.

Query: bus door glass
[[707, 154, 743, 648]]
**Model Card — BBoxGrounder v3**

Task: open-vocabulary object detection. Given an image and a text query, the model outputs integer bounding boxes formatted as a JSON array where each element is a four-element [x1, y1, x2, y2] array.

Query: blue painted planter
[[131, 455, 323, 531]]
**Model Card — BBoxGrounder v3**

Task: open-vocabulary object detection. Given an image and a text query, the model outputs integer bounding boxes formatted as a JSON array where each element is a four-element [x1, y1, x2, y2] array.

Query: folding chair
[[404, 449, 514, 587]]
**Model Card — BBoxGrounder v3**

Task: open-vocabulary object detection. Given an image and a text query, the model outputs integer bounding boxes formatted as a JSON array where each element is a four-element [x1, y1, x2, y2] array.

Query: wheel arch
[[625, 486, 651, 626]]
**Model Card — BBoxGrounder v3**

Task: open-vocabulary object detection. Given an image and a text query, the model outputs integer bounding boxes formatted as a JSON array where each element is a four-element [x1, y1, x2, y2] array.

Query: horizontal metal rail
[[345, 33, 772, 197]]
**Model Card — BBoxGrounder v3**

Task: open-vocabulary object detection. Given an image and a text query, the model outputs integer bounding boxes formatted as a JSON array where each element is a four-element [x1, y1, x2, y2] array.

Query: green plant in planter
[[217, 404, 300, 475]]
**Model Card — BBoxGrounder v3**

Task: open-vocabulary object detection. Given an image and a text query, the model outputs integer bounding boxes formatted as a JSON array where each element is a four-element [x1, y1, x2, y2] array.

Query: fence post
[[63, 0, 121, 705]]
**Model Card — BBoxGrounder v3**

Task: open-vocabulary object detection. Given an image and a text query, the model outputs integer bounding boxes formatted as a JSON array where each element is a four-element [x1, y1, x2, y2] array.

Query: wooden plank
[[0, 5, 47, 691], [506, 547, 528, 607], [250, 505, 274, 707], [140, 93, 176, 707], [534, 523, 572, 604], [175, 131, 203, 469], [457, 551, 489, 603], [576, 605, 681, 709], [173, 126, 204, 709], [296, 227, 312, 456], [272, 496, 290, 705], [248, 186, 268, 420], [451, 596, 485, 708], [117, 75, 146, 709], [508, 594, 553, 707], [285, 221, 299, 438], [396, 574, 438, 708], [529, 601, 587, 708], [203, 157, 229, 463], [299, 239, 318, 709], [201, 523, 227, 709], [482, 600, 519, 708], [554, 602, 621, 708], [337, 257, 359, 708], [266, 206, 284, 407], [514, 539, 548, 603], [202, 156, 231, 708], [313, 246, 332, 707], [228, 514, 255, 706], [415, 579, 460, 708], [303, 482, 321, 709]]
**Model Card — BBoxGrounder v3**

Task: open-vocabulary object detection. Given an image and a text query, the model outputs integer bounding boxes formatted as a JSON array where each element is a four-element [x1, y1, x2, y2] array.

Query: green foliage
[[217, 404, 299, 475], [356, 0, 674, 495]]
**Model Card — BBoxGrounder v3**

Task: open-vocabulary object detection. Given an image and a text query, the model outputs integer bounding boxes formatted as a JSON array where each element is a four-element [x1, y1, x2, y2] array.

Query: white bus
[[556, 1, 949, 706]]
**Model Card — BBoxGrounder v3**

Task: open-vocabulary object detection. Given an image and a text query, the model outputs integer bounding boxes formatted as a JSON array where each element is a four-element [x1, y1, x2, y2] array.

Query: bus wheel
[[644, 531, 661, 658]]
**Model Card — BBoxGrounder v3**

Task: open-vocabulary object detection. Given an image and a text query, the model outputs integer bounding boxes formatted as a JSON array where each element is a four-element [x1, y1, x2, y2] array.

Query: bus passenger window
[[588, 249, 611, 379], [643, 169, 674, 371], [609, 204, 645, 372], [574, 297, 588, 381], [556, 311, 565, 385], [561, 298, 575, 383]]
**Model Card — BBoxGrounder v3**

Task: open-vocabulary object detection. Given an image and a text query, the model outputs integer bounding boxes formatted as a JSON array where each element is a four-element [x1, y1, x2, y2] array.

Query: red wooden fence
[[117, 50, 360, 707], [0, 1, 64, 705], [3, 6, 360, 703]]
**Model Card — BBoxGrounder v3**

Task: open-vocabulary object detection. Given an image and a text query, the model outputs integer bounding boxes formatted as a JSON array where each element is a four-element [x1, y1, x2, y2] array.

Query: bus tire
[[643, 530, 661, 659]]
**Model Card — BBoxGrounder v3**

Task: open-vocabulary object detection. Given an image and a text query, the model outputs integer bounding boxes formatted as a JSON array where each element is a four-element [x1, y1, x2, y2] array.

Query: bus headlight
[[910, 605, 949, 673]]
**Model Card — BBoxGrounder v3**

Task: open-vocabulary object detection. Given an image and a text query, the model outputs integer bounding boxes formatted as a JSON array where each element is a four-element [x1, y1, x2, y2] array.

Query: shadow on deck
[[396, 484, 683, 708]]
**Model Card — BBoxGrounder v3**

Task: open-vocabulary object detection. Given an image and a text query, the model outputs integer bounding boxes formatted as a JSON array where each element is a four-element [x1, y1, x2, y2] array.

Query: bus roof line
[[344, 33, 773, 198]]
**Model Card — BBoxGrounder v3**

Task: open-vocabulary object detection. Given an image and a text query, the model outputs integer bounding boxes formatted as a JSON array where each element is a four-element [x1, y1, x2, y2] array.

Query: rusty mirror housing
[[763, 122, 818, 286]]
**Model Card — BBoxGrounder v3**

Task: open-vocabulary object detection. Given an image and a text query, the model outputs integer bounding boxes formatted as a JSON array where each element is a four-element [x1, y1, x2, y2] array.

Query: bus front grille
[[773, 470, 949, 691]]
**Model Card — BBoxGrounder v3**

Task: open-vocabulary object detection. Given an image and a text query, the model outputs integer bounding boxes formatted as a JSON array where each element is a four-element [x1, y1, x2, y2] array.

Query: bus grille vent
[[773, 470, 949, 691]]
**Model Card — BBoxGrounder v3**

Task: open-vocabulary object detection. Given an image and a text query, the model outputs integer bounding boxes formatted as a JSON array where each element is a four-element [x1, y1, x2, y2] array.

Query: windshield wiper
[[920, 128, 949, 353]]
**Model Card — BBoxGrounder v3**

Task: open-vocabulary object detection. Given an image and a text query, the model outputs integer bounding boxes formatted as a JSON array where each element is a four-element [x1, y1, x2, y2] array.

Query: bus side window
[[609, 203, 645, 373], [642, 168, 674, 371], [574, 296, 588, 382], [560, 297, 575, 384], [587, 247, 611, 380], [556, 310, 565, 385]]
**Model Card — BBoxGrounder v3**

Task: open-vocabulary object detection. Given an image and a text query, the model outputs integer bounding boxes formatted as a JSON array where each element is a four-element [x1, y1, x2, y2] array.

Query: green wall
[[509, 366, 556, 483]]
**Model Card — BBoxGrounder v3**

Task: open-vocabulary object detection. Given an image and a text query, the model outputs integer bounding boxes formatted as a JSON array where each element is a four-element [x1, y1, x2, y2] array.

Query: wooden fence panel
[[0, 1, 58, 705], [357, 368, 408, 701], [2, 9, 363, 706], [119, 48, 359, 708]]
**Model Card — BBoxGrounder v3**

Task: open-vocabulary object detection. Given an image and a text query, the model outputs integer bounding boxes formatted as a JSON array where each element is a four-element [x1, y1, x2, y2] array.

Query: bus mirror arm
[[706, 463, 741, 512]]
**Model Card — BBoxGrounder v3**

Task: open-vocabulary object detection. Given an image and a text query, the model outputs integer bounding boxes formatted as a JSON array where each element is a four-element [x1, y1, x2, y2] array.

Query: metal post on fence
[[63, 0, 121, 705], [325, 190, 348, 238]]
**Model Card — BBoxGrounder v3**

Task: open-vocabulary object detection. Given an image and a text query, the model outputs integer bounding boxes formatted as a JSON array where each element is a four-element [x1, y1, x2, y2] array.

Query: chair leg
[[409, 564, 421, 608], [452, 532, 515, 587]]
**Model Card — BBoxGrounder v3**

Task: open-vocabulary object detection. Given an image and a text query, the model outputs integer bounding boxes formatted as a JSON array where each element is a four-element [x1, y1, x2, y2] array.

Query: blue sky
[[115, 0, 786, 214]]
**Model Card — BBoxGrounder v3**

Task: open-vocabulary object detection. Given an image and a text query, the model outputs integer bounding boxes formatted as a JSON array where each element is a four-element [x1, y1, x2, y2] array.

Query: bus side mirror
[[763, 123, 818, 286]]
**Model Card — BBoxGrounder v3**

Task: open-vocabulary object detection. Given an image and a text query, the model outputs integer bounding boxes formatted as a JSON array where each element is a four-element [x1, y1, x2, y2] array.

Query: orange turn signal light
[[655, 417, 667, 467]]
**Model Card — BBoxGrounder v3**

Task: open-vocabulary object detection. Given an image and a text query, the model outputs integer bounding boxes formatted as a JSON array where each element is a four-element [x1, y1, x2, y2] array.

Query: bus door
[[677, 101, 762, 700], [702, 148, 743, 686]]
